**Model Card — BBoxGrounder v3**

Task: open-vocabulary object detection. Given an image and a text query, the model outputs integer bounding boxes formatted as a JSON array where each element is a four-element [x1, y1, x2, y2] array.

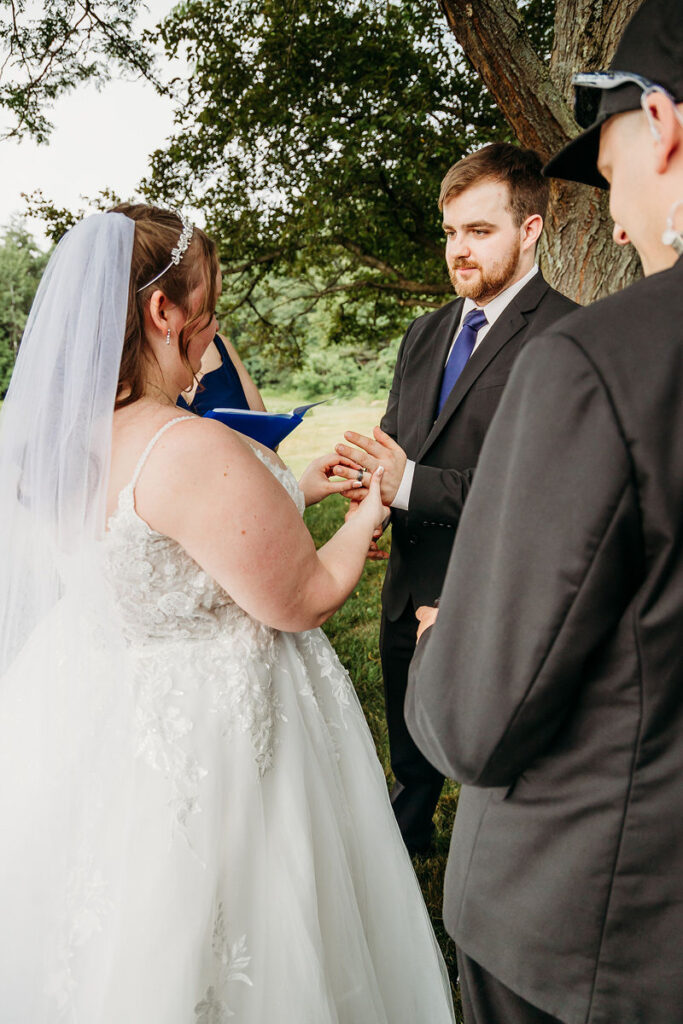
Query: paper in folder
[[205, 402, 326, 449]]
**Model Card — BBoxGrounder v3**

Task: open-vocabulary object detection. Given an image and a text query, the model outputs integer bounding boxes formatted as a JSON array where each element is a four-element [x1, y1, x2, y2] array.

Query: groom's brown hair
[[439, 143, 550, 227]]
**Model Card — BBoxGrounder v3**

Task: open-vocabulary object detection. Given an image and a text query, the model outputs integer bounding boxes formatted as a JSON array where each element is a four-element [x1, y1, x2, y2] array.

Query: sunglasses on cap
[[572, 70, 677, 129]]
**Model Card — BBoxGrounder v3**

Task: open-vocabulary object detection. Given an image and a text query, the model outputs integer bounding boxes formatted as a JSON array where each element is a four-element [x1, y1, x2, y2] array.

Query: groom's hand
[[335, 426, 406, 506]]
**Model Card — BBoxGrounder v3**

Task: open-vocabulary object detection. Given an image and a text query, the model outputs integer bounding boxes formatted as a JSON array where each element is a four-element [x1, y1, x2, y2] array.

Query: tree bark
[[437, 0, 645, 304]]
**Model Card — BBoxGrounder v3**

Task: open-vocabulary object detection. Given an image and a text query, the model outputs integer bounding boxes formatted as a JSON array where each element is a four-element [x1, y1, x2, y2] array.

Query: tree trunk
[[437, 0, 644, 304]]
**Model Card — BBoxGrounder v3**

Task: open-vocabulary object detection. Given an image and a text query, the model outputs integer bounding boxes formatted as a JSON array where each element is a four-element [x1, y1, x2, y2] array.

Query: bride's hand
[[345, 496, 390, 560], [298, 453, 364, 508], [353, 465, 390, 534]]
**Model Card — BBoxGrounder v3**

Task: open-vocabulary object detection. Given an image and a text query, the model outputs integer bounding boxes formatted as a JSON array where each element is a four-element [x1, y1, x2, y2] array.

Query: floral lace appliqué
[[195, 903, 253, 1022], [213, 670, 286, 776], [134, 652, 208, 838], [296, 629, 354, 717], [52, 862, 113, 1017]]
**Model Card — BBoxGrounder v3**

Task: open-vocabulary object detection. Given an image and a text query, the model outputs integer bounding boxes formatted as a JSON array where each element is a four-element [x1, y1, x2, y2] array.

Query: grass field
[[288, 393, 463, 1017]]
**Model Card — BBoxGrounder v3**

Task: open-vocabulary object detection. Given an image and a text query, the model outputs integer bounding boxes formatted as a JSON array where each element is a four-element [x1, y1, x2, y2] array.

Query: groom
[[336, 143, 576, 853], [407, 0, 683, 1020]]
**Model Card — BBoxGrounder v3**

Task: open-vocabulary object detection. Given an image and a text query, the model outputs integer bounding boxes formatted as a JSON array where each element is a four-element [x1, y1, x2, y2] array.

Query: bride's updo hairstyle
[[112, 203, 220, 408]]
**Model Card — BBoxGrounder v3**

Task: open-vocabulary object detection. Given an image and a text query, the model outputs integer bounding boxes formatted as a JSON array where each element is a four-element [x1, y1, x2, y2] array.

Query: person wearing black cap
[[405, 0, 683, 1021]]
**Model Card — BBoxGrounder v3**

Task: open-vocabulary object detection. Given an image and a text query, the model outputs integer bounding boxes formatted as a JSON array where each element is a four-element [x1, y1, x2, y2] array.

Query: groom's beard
[[449, 239, 522, 303]]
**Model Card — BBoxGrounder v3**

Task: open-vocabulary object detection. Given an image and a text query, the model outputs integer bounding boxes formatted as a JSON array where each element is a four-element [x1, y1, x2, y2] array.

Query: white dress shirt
[[392, 264, 538, 510]]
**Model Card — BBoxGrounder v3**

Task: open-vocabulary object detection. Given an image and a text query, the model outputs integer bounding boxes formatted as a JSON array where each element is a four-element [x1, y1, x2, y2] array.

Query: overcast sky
[[1, 0, 181, 246]]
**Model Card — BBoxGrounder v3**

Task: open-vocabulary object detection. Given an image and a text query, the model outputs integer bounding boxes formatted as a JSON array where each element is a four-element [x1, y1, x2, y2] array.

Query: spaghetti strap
[[129, 415, 195, 492], [212, 332, 230, 362]]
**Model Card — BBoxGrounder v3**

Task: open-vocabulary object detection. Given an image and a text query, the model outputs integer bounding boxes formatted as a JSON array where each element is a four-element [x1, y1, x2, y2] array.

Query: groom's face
[[443, 178, 525, 304]]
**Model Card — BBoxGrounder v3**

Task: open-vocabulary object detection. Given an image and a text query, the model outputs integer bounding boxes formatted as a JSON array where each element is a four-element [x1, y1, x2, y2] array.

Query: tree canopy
[[142, 0, 644, 356], [144, 0, 522, 355], [11, 0, 643, 371], [0, 0, 157, 143]]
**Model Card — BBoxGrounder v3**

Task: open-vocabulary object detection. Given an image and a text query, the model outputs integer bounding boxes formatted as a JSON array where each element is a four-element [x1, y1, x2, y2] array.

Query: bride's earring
[[165, 328, 171, 345]]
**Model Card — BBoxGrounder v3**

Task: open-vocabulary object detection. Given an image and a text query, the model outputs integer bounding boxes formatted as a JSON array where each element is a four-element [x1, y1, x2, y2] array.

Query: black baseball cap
[[543, 0, 683, 189]]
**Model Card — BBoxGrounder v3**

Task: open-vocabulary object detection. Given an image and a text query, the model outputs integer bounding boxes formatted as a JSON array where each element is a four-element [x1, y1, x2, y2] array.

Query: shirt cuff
[[391, 459, 415, 510]]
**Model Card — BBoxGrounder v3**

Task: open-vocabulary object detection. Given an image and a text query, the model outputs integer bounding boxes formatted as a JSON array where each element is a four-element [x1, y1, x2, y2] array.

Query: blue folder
[[205, 402, 325, 449]]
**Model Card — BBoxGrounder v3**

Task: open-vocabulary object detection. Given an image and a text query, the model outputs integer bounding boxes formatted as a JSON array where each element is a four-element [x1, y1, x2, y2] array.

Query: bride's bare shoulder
[[113, 408, 249, 462], [111, 404, 255, 497], [159, 413, 247, 455], [121, 411, 281, 540], [138, 413, 264, 488]]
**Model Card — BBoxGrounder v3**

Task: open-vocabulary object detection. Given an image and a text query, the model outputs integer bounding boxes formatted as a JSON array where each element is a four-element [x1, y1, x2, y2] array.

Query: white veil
[[0, 213, 138, 1021], [0, 212, 134, 673]]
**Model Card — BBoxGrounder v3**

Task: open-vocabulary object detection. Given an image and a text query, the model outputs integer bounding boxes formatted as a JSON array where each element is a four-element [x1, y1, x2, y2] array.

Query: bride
[[0, 205, 454, 1023]]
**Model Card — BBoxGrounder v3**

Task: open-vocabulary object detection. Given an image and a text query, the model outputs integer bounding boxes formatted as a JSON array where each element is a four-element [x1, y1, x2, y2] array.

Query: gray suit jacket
[[406, 257, 683, 1024], [381, 272, 576, 619]]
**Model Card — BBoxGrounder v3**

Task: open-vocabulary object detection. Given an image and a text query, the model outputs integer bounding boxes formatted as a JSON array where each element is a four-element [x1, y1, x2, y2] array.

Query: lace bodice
[[102, 417, 305, 646]]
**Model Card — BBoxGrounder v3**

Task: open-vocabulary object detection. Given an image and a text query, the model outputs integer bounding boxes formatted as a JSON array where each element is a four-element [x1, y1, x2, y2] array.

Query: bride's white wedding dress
[[0, 416, 454, 1023]]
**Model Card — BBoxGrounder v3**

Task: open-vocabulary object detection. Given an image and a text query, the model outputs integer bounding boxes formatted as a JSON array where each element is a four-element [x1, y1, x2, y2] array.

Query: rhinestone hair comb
[[137, 214, 195, 293]]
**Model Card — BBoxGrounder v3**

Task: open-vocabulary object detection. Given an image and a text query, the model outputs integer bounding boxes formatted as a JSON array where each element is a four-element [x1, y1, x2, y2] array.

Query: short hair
[[438, 143, 550, 225]]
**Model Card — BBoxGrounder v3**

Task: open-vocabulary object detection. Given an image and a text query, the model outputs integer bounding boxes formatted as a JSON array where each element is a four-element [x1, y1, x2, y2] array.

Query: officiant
[[406, 0, 683, 1021]]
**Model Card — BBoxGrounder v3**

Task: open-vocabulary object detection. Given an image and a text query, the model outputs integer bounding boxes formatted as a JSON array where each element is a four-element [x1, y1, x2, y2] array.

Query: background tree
[[143, 0, 527, 359], [0, 219, 48, 396], [439, 0, 645, 302], [14, 1, 645, 372], [1, 0, 156, 143]]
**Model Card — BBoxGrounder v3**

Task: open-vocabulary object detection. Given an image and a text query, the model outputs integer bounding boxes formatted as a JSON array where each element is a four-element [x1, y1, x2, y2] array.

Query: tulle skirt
[[0, 603, 454, 1023]]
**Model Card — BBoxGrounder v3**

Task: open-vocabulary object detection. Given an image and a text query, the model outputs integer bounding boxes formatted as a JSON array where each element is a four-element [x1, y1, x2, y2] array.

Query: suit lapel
[[417, 272, 550, 460], [414, 298, 463, 453]]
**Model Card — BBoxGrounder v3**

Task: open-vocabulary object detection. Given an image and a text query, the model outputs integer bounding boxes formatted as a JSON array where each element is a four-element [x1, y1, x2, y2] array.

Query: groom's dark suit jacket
[[381, 271, 577, 620], [407, 256, 683, 1024]]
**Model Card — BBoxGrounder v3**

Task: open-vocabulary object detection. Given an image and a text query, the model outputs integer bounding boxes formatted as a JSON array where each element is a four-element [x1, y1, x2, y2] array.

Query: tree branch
[[298, 276, 447, 306], [1, 0, 159, 141], [222, 249, 286, 275], [82, 1, 159, 88], [376, 170, 444, 257], [225, 267, 269, 313], [437, 0, 576, 158], [246, 296, 279, 329], [335, 238, 451, 295]]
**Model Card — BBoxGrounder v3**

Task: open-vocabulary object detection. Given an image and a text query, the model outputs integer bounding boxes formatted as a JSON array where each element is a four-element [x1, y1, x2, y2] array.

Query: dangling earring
[[165, 328, 171, 345]]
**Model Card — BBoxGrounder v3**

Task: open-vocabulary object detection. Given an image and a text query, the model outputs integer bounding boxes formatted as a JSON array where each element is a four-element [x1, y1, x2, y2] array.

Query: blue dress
[[177, 334, 249, 414]]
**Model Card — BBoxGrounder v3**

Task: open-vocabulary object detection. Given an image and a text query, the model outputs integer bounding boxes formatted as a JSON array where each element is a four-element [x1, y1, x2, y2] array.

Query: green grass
[[305, 493, 463, 1020]]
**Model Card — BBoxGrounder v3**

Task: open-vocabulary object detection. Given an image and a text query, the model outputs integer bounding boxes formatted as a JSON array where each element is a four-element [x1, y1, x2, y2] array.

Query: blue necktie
[[436, 308, 487, 414]]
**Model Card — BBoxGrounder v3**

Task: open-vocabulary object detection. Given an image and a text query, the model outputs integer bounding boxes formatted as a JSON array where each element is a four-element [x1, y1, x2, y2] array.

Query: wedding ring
[[356, 469, 364, 484]]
